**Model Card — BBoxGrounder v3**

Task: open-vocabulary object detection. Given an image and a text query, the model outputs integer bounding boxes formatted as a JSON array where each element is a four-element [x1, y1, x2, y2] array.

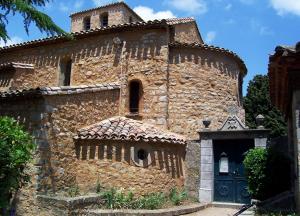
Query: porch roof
[[75, 116, 187, 145]]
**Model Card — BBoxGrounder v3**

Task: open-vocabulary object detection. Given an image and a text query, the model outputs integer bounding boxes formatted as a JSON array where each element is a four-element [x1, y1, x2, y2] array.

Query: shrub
[[0, 116, 35, 209], [67, 184, 80, 197], [100, 188, 166, 210], [243, 148, 268, 200], [133, 193, 165, 210], [244, 148, 292, 200], [169, 188, 187, 206]]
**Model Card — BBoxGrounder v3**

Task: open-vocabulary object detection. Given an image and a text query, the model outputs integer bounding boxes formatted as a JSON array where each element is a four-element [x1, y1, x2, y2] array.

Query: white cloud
[[164, 0, 207, 15], [0, 36, 23, 47], [134, 6, 176, 21], [270, 0, 300, 16], [225, 3, 232, 10], [250, 19, 274, 36], [205, 31, 216, 44], [259, 26, 274, 35]]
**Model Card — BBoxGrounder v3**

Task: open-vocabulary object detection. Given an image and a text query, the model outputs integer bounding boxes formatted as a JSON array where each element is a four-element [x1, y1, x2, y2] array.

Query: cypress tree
[[244, 75, 287, 138]]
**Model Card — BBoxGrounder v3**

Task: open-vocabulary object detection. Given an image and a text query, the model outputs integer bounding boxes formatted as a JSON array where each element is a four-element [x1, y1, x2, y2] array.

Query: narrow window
[[100, 12, 108, 27], [129, 80, 142, 114], [129, 16, 133, 23], [59, 59, 72, 86], [83, 16, 91, 30]]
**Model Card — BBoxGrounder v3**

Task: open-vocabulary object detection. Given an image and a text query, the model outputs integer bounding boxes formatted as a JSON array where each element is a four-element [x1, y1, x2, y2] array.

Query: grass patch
[[97, 187, 191, 210]]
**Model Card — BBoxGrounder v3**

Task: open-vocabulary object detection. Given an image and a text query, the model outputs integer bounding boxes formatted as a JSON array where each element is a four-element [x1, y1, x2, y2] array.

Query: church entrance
[[213, 139, 254, 204], [197, 115, 269, 204]]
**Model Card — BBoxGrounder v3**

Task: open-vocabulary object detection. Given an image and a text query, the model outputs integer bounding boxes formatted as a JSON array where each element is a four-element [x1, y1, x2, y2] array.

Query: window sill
[[126, 113, 142, 120]]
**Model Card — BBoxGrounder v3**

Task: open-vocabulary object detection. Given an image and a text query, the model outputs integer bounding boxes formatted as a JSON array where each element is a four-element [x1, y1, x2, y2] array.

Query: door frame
[[198, 130, 269, 204]]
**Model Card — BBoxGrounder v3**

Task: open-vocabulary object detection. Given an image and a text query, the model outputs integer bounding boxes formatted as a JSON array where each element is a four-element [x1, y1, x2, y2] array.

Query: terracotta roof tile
[[75, 116, 186, 145], [0, 83, 120, 99], [165, 18, 195, 25], [0, 20, 167, 53], [169, 42, 247, 75]]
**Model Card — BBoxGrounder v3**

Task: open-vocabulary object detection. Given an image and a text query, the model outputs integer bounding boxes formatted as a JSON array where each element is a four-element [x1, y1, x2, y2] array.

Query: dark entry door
[[213, 140, 254, 204]]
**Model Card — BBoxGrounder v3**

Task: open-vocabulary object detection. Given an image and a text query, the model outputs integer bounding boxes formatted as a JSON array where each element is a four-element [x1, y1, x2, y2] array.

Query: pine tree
[[244, 75, 287, 138], [0, 0, 66, 43]]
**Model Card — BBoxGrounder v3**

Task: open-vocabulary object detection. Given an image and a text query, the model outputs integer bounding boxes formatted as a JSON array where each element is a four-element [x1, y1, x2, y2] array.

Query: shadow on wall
[[169, 49, 239, 79], [74, 140, 184, 179], [0, 34, 164, 69]]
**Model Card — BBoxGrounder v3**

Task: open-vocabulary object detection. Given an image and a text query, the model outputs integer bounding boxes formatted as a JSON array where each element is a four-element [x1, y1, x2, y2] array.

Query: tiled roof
[[0, 62, 34, 70], [169, 42, 247, 74], [0, 83, 120, 99], [75, 116, 187, 145], [0, 20, 167, 53], [165, 18, 195, 25], [70, 2, 143, 21]]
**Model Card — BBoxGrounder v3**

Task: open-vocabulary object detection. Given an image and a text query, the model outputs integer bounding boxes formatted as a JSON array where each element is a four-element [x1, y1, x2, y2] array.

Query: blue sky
[[2, 0, 300, 95]]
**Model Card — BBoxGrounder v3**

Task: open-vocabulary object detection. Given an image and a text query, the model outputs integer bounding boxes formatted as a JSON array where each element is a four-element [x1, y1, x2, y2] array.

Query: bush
[[100, 188, 165, 210], [134, 193, 165, 210], [0, 116, 35, 209], [243, 148, 268, 200], [244, 148, 292, 200], [169, 188, 187, 206]]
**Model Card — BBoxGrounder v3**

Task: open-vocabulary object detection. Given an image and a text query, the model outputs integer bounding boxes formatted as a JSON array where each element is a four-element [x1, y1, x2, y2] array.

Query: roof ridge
[[0, 83, 120, 98], [0, 20, 167, 52]]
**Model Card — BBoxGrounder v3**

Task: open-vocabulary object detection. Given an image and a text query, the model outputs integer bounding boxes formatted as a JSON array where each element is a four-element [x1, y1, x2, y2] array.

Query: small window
[[100, 12, 108, 27], [129, 80, 142, 114], [83, 16, 91, 30], [137, 149, 148, 160], [59, 58, 72, 86], [129, 16, 133, 23]]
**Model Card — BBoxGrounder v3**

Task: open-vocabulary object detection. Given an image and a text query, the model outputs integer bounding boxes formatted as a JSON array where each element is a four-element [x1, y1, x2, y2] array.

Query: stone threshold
[[212, 202, 244, 209], [83, 203, 210, 216]]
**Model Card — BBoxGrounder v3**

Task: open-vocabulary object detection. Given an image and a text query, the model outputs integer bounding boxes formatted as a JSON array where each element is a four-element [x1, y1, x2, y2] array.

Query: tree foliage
[[244, 147, 291, 200], [0, 0, 66, 43], [0, 116, 35, 209], [244, 75, 287, 138], [243, 148, 268, 200]]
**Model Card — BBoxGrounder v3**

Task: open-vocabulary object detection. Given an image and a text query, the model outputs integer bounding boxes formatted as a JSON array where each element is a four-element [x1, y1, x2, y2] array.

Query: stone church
[[0, 2, 264, 215]]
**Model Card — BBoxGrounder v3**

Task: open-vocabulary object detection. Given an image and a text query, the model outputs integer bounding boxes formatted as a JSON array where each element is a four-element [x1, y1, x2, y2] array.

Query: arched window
[[59, 58, 72, 86], [83, 16, 91, 30], [129, 80, 142, 114], [100, 12, 108, 27]]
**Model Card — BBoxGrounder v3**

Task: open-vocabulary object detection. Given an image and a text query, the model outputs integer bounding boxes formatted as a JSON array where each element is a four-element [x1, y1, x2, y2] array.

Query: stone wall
[[292, 90, 300, 211], [0, 29, 171, 131], [173, 23, 202, 44], [0, 89, 120, 216], [74, 140, 185, 195], [71, 4, 141, 32], [184, 141, 201, 198], [168, 47, 245, 139]]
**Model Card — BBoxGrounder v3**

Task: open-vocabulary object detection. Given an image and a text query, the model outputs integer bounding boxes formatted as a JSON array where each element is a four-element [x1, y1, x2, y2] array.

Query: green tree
[[0, 116, 35, 210], [244, 75, 287, 138], [0, 0, 66, 43]]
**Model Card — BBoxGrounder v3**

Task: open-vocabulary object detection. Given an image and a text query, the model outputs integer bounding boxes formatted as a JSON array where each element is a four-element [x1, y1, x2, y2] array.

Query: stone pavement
[[185, 206, 255, 216]]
